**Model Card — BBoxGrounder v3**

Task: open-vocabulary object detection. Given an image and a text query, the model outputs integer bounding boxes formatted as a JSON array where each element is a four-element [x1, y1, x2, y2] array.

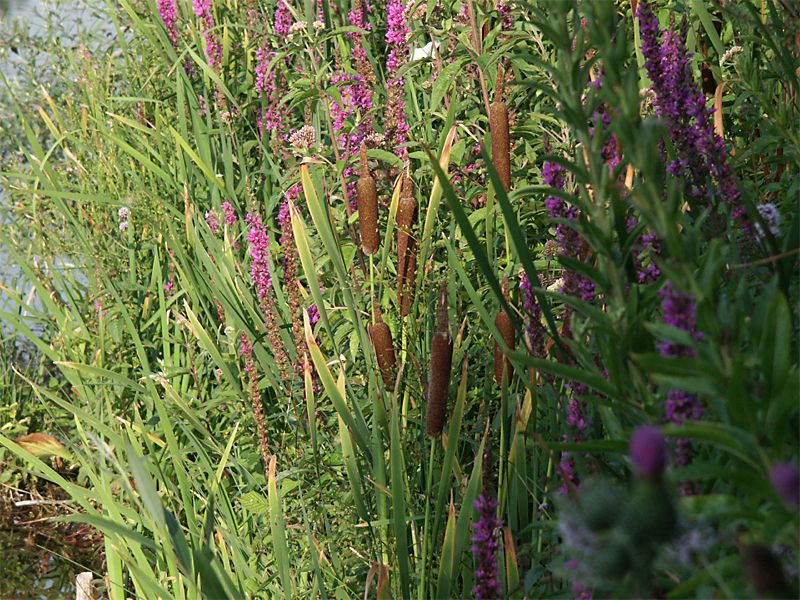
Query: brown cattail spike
[[426, 282, 452, 436], [356, 144, 379, 254], [369, 304, 397, 388], [490, 66, 511, 192]]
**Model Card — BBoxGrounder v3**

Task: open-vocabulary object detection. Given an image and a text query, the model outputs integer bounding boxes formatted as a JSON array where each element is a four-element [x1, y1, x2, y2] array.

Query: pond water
[[0, 0, 36, 18]]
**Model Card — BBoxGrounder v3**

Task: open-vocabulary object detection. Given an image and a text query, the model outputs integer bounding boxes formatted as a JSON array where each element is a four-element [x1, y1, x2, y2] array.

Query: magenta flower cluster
[[471, 492, 502, 599], [330, 0, 375, 184], [637, 0, 744, 223], [157, 0, 179, 48], [246, 213, 272, 303], [658, 281, 704, 466], [221, 200, 236, 225], [384, 0, 410, 152], [192, 0, 222, 71]]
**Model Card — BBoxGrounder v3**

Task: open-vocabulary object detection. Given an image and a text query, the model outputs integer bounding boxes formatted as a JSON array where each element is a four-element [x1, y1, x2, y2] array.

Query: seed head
[[490, 67, 511, 192], [356, 144, 379, 254]]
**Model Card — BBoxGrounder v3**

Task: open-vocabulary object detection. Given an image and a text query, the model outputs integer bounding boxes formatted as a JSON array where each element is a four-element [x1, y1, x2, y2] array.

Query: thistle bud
[[368, 302, 397, 388], [356, 144, 379, 254], [490, 67, 511, 192], [426, 283, 452, 436]]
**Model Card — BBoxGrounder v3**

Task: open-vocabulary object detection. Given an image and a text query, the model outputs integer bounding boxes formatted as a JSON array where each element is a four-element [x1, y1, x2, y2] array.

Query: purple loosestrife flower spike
[[246, 213, 272, 303], [384, 0, 410, 153], [658, 281, 704, 467], [221, 201, 236, 225], [770, 463, 800, 508], [543, 161, 595, 303], [157, 0, 179, 48], [471, 451, 503, 600], [630, 426, 667, 479], [520, 272, 545, 357], [637, 1, 745, 224], [192, 0, 222, 71]]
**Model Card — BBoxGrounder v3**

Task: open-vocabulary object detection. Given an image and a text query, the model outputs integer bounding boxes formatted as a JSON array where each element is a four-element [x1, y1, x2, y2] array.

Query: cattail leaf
[[451, 430, 487, 592], [431, 359, 469, 566], [691, 0, 725, 60], [418, 125, 458, 287], [289, 199, 333, 340], [379, 173, 405, 292], [430, 58, 467, 115], [303, 311, 371, 459], [506, 392, 533, 534], [267, 456, 294, 600], [435, 498, 458, 599], [503, 527, 520, 595], [304, 358, 320, 465], [389, 385, 411, 598]]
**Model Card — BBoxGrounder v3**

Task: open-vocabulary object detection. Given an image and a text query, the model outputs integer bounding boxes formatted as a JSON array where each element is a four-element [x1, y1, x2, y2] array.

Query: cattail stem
[[418, 440, 437, 600], [426, 282, 453, 436]]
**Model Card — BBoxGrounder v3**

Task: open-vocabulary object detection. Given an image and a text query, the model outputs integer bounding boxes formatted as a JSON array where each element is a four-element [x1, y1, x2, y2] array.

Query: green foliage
[[0, 0, 797, 598]]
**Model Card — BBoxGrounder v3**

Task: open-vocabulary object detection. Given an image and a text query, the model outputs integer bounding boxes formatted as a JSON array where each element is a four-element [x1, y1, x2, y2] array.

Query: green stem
[[418, 440, 437, 600]]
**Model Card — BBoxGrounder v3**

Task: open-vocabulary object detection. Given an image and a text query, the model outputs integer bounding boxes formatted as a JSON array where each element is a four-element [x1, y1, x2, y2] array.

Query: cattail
[[490, 66, 511, 192], [396, 174, 417, 285], [493, 309, 515, 385], [399, 244, 417, 317], [426, 282, 452, 436], [368, 301, 397, 388], [356, 144, 379, 254]]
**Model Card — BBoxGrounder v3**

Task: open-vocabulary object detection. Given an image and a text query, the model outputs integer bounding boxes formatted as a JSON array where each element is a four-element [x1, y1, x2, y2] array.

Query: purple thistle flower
[[630, 425, 668, 479], [246, 213, 272, 303], [770, 463, 800, 508], [221, 200, 236, 225], [157, 0, 179, 47], [192, 0, 222, 71], [637, 1, 745, 224], [471, 492, 502, 599]]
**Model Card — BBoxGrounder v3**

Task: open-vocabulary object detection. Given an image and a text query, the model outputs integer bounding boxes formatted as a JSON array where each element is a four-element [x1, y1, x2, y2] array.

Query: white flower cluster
[[755, 202, 781, 240]]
